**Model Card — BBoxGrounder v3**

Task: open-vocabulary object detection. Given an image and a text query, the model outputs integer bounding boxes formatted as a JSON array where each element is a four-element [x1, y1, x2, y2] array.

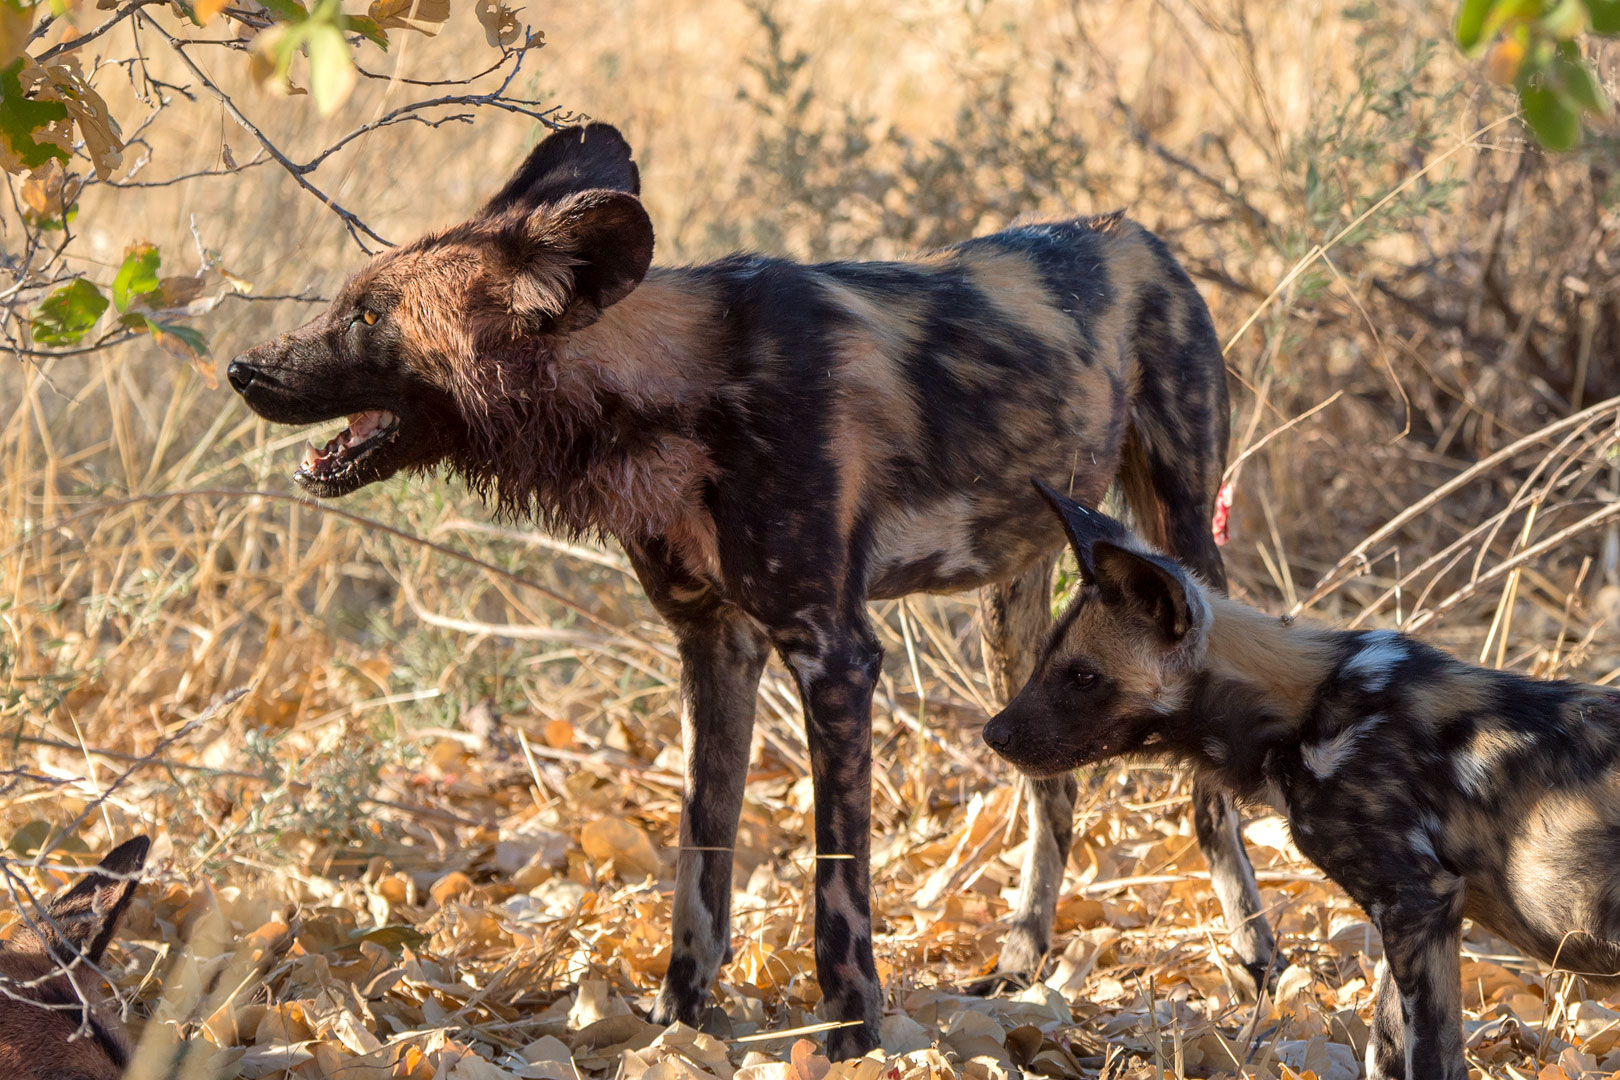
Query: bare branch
[[34, 0, 169, 64], [137, 11, 395, 252]]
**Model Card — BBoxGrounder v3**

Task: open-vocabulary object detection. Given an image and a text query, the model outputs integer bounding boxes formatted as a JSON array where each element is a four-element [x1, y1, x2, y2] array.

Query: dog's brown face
[[982, 484, 1210, 778], [227, 123, 654, 498]]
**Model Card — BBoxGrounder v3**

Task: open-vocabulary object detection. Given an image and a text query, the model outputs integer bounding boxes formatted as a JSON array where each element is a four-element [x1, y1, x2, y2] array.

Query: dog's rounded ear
[[1032, 478, 1130, 582], [482, 123, 640, 217], [524, 189, 655, 329]]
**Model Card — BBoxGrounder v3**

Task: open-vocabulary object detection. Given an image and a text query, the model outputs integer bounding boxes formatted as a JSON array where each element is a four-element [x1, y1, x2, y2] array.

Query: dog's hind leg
[[776, 611, 884, 1060], [636, 551, 772, 1031], [977, 552, 1076, 985]]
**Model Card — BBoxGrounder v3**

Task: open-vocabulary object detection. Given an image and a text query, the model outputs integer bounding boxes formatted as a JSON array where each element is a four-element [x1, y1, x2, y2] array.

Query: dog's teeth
[[301, 442, 319, 471], [347, 410, 383, 440]]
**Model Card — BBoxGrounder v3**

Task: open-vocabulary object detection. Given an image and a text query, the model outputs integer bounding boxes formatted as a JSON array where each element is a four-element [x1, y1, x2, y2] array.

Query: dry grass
[[3, 0, 1620, 1077]]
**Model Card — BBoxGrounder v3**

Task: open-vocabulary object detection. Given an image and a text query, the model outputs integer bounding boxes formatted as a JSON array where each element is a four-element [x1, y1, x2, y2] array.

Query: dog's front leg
[[778, 615, 883, 1060], [1191, 778, 1276, 993], [637, 559, 772, 1029], [1367, 879, 1467, 1080]]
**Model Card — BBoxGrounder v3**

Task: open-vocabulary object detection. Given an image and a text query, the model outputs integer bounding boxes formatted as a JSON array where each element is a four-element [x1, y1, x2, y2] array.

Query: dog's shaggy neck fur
[[446, 269, 724, 566], [1145, 597, 1346, 800]]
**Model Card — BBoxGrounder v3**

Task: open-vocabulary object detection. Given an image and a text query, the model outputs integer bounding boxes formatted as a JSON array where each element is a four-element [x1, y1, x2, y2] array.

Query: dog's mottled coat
[[985, 489, 1620, 1080], [227, 123, 1268, 1056]]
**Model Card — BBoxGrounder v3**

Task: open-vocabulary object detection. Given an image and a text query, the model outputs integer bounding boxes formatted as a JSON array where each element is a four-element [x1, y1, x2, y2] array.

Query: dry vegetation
[[4, 1, 1620, 1077]]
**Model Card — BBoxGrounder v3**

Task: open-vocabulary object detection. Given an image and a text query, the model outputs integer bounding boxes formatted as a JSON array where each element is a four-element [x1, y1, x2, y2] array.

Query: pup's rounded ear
[[39, 835, 150, 966], [1090, 541, 1203, 646], [1032, 477, 1129, 582], [482, 123, 640, 216], [529, 189, 655, 328]]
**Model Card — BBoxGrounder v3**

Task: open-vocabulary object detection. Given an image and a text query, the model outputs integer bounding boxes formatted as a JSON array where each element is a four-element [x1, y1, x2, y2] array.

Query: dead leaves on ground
[[7, 626, 1620, 1080]]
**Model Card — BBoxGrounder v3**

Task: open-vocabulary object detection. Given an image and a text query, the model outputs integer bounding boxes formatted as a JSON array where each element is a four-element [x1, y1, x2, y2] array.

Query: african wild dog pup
[[0, 836, 149, 1080], [984, 484, 1620, 1080], [228, 122, 1274, 1057]]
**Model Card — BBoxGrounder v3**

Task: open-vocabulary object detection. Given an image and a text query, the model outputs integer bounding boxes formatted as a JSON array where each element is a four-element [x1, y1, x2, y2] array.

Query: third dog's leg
[[648, 598, 771, 1028], [980, 554, 1075, 980], [1192, 779, 1277, 993], [1001, 774, 1079, 974], [778, 613, 883, 1060]]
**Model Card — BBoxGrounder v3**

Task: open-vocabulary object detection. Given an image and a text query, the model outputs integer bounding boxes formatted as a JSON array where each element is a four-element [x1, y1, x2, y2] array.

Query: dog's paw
[[1211, 947, 1280, 1003], [963, 969, 1034, 997]]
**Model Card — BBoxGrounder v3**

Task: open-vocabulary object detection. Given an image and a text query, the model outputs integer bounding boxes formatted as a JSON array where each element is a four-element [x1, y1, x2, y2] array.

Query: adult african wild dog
[[985, 486, 1620, 1080], [227, 123, 1271, 1057], [0, 836, 149, 1080]]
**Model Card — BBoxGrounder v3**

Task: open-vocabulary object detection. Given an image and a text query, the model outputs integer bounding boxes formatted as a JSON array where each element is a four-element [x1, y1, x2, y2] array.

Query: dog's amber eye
[[1074, 670, 1098, 688], [361, 309, 379, 326]]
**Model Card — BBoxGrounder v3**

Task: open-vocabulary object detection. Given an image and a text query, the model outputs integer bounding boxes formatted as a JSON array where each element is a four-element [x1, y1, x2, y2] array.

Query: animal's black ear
[[481, 124, 640, 216], [1032, 478, 1130, 582], [1090, 542, 1201, 645], [523, 188, 655, 329], [40, 835, 149, 966]]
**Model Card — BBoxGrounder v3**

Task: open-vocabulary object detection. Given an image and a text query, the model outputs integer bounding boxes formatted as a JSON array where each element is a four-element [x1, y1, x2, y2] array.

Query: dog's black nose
[[226, 359, 255, 393], [982, 719, 1011, 751]]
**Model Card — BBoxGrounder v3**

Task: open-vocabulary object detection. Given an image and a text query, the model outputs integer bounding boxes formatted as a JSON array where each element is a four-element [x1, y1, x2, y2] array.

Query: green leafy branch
[[1456, 0, 1619, 148], [31, 245, 210, 377]]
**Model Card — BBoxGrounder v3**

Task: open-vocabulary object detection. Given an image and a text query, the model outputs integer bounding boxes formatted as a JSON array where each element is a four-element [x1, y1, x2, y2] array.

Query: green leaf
[[256, 0, 308, 21], [348, 924, 428, 953], [112, 245, 161, 313], [1587, 0, 1620, 33], [346, 14, 388, 48], [1556, 47, 1611, 114], [1521, 81, 1583, 148], [151, 321, 207, 356], [0, 58, 70, 170], [6, 819, 52, 856], [1456, 0, 1497, 50], [22, 202, 76, 231], [118, 312, 207, 355], [1459, 0, 1542, 53], [31, 278, 108, 346], [1539, 0, 1589, 38], [306, 22, 355, 115]]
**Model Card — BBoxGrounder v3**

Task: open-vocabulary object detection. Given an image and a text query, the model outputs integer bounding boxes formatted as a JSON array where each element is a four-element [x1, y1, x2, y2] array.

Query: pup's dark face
[[226, 123, 654, 498], [982, 484, 1209, 778]]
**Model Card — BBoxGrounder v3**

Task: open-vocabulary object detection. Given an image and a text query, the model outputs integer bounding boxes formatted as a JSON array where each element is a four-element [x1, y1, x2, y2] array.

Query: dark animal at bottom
[[226, 122, 1274, 1056], [985, 485, 1620, 1080], [0, 836, 149, 1080]]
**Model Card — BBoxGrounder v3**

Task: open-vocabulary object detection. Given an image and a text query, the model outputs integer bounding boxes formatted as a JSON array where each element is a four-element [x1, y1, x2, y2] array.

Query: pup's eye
[[1074, 670, 1098, 688], [361, 309, 380, 326]]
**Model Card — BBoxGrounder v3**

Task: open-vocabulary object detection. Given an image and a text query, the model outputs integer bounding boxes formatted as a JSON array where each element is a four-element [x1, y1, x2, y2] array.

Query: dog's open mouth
[[296, 410, 401, 483]]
